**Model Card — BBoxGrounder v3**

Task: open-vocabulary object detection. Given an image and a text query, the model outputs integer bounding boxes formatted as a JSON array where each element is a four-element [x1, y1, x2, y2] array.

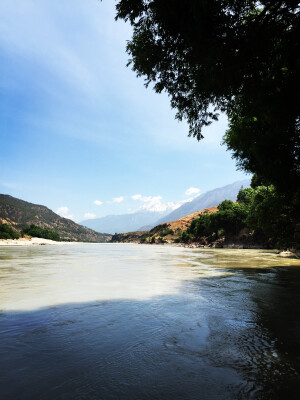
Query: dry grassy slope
[[111, 206, 219, 243], [0, 216, 17, 226], [166, 207, 219, 232]]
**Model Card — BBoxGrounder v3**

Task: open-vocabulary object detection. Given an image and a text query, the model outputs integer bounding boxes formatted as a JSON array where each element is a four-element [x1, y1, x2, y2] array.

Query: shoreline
[[1, 238, 298, 259], [111, 240, 300, 259], [0, 238, 83, 246], [172, 243, 299, 258]]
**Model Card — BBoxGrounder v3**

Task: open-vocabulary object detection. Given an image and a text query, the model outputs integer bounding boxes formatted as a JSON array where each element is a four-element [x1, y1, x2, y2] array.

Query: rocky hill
[[0, 194, 111, 242], [111, 207, 218, 243], [111, 204, 268, 249]]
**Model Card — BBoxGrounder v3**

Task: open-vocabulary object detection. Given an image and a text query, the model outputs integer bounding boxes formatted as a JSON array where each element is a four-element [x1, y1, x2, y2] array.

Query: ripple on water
[[0, 244, 300, 399]]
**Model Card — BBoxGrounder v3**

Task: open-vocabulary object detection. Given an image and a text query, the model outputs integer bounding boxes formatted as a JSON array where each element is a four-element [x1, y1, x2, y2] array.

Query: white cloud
[[132, 194, 162, 203], [112, 196, 124, 203], [93, 200, 103, 206], [56, 206, 74, 220], [131, 194, 142, 200], [83, 212, 96, 219], [185, 187, 200, 196], [57, 206, 68, 214], [139, 196, 164, 212], [132, 194, 178, 212], [131, 193, 197, 213]]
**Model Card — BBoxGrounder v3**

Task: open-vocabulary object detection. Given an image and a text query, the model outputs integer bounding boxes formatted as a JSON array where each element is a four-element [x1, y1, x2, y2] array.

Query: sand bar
[[0, 238, 74, 246]]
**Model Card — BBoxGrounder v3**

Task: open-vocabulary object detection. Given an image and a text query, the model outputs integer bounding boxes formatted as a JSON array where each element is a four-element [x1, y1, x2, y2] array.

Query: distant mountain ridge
[[148, 179, 251, 227], [0, 194, 110, 242], [80, 210, 169, 235], [81, 179, 251, 234]]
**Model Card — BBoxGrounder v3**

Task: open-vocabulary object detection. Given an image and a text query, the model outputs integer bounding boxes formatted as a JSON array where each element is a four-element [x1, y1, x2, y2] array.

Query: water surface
[[0, 244, 300, 399]]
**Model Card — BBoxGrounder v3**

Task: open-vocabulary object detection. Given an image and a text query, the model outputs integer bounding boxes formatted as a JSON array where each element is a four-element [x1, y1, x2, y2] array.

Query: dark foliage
[[0, 224, 20, 239], [185, 199, 248, 239], [22, 224, 60, 241], [149, 223, 169, 234], [246, 186, 300, 249], [116, 0, 300, 191], [179, 186, 299, 249]]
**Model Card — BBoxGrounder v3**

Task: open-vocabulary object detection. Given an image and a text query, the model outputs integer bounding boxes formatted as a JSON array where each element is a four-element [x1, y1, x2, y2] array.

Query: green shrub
[[188, 214, 212, 238], [140, 233, 149, 243], [0, 224, 20, 239], [160, 228, 174, 237], [149, 224, 169, 235], [180, 231, 192, 243], [22, 224, 60, 241]]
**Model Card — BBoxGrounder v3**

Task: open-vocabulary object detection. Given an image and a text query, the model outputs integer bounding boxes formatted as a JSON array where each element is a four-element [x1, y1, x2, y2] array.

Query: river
[[0, 244, 300, 399]]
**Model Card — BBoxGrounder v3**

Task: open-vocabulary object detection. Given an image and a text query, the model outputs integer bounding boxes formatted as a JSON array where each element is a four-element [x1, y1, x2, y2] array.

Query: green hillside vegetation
[[110, 224, 175, 244], [22, 224, 60, 241], [110, 231, 145, 243], [111, 224, 177, 244], [0, 224, 20, 240], [0, 194, 111, 242], [179, 180, 299, 249], [0, 223, 61, 241], [111, 177, 299, 250]]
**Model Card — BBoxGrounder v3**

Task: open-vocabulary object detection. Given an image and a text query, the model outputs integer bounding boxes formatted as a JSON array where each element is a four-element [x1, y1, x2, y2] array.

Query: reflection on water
[[0, 244, 300, 399]]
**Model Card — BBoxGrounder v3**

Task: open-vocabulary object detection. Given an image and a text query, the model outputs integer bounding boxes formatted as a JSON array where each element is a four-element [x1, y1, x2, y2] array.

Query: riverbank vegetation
[[179, 178, 299, 249], [111, 176, 299, 250], [0, 224, 20, 240], [21, 225, 60, 241], [0, 223, 60, 241]]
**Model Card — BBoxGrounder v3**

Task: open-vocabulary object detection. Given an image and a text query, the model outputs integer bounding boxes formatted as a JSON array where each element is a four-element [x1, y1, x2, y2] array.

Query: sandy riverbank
[[0, 238, 76, 246]]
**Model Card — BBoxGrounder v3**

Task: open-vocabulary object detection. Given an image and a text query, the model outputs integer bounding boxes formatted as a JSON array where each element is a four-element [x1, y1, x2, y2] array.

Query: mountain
[[80, 210, 170, 235], [151, 179, 251, 226], [82, 179, 251, 234], [0, 194, 110, 242], [111, 206, 219, 243]]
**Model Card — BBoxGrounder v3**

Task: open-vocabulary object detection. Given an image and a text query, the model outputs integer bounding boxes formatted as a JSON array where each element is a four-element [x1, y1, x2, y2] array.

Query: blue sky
[[0, 0, 248, 221]]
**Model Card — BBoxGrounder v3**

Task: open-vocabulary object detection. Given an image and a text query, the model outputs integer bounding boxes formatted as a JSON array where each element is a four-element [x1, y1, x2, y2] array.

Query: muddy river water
[[0, 244, 299, 399]]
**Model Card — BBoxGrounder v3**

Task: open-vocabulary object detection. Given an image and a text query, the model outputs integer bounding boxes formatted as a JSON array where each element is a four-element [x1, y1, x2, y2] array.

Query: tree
[[116, 0, 300, 191], [217, 200, 235, 212], [188, 213, 212, 238], [0, 224, 20, 239], [246, 185, 299, 248], [250, 173, 270, 189], [236, 187, 256, 205], [211, 202, 248, 235], [22, 224, 60, 241]]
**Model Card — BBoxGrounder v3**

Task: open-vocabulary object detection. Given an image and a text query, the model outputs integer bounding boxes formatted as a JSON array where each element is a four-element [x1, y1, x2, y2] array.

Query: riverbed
[[0, 244, 299, 399]]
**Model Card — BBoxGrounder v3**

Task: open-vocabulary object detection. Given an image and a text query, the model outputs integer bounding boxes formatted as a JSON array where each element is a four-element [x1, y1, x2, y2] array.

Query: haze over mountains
[[80, 210, 170, 235], [81, 179, 250, 234]]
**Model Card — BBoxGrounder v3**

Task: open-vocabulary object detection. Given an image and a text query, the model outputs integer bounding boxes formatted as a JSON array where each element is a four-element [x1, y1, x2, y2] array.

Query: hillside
[[111, 202, 269, 249], [153, 179, 250, 226], [0, 194, 111, 242], [111, 207, 218, 243], [81, 180, 251, 234], [164, 207, 219, 232]]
